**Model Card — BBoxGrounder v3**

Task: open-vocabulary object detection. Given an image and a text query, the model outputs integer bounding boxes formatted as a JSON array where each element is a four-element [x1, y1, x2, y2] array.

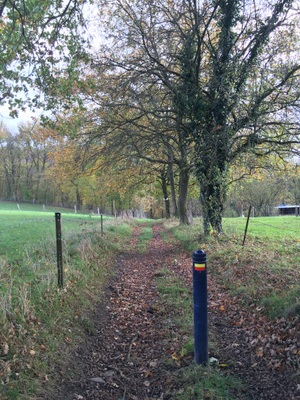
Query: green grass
[[161, 216, 300, 398], [157, 272, 192, 328], [1, 204, 299, 399], [168, 216, 300, 251], [137, 225, 154, 252], [223, 215, 300, 240], [0, 202, 134, 399], [261, 285, 300, 318], [175, 365, 246, 400], [0, 202, 109, 262], [167, 216, 300, 319]]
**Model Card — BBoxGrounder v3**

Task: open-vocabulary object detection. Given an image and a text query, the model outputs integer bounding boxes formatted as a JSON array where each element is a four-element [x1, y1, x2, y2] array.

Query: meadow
[[223, 214, 300, 240], [0, 202, 104, 262]]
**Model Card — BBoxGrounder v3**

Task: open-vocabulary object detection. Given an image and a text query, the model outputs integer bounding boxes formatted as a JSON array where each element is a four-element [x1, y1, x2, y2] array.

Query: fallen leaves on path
[[47, 223, 299, 400], [51, 224, 190, 400]]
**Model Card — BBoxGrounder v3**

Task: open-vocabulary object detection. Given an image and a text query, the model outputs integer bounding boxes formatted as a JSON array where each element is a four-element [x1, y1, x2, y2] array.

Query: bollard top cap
[[194, 249, 205, 255], [193, 249, 206, 263]]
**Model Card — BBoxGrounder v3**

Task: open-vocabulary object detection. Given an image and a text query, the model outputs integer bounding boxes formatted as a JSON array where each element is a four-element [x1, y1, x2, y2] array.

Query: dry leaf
[[256, 347, 264, 357], [2, 343, 9, 356]]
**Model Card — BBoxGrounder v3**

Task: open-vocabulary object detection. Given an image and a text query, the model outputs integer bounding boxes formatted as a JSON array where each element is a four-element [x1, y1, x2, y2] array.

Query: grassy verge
[[166, 216, 300, 319], [136, 224, 154, 252], [0, 213, 134, 399]]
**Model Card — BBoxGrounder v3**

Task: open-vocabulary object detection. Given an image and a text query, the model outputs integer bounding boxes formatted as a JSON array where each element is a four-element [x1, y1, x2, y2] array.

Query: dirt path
[[48, 223, 300, 400], [50, 224, 187, 400]]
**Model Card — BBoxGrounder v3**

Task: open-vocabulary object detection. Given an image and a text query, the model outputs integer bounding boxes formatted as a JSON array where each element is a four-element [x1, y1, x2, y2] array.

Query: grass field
[[223, 215, 300, 240], [0, 202, 134, 399], [0, 203, 106, 262]]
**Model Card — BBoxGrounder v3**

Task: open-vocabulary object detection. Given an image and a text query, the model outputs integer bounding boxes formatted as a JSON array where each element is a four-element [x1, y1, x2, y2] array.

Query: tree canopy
[[0, 0, 89, 115], [85, 0, 300, 233]]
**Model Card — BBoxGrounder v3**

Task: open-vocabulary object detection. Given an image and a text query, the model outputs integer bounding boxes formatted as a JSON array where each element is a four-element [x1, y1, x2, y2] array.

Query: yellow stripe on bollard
[[194, 263, 206, 271]]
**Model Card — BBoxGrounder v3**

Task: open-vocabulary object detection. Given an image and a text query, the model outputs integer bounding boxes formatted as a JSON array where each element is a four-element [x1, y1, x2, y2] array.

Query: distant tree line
[[1, 121, 299, 219]]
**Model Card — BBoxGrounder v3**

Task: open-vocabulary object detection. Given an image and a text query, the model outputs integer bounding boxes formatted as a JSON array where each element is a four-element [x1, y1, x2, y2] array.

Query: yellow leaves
[[171, 351, 180, 361], [219, 363, 230, 368]]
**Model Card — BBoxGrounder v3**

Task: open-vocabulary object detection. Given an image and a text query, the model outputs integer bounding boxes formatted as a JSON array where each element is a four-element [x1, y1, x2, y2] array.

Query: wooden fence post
[[242, 206, 252, 246], [55, 213, 63, 288]]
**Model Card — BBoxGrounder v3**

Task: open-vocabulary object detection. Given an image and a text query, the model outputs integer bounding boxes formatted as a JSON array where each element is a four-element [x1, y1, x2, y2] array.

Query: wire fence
[[0, 212, 111, 294], [248, 218, 300, 236]]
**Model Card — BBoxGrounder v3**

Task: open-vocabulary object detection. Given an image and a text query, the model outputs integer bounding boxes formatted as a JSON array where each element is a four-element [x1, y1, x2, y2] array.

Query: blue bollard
[[193, 249, 208, 365]]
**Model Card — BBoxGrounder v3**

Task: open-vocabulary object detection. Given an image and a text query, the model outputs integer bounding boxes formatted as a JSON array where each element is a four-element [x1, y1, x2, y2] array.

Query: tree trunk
[[162, 176, 171, 219], [195, 135, 227, 235], [76, 188, 82, 210], [188, 198, 193, 225], [167, 146, 179, 218], [200, 189, 223, 235], [199, 171, 226, 235], [160, 168, 171, 219], [178, 164, 189, 224]]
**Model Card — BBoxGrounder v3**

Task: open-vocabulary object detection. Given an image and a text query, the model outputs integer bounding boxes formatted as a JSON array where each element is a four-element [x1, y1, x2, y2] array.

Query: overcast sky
[[0, 103, 40, 134], [1, 110, 22, 133]]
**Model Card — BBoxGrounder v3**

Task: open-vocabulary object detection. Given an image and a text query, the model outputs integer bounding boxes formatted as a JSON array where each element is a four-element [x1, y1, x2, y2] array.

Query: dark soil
[[44, 223, 300, 400]]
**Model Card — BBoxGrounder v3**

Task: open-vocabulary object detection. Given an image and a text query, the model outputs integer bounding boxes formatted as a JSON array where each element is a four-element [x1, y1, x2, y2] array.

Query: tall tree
[[0, 0, 89, 115], [91, 0, 300, 233], [239, 177, 284, 216]]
